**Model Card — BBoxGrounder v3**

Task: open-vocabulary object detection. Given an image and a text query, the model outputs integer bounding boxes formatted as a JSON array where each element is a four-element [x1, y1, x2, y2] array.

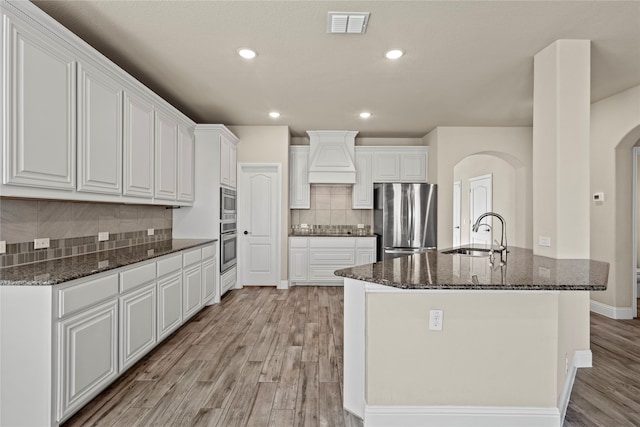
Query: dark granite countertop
[[335, 246, 609, 291], [0, 239, 216, 286]]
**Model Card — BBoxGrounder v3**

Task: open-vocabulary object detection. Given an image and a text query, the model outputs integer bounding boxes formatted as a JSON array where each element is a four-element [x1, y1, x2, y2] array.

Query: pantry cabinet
[[2, 12, 76, 190], [289, 146, 311, 208], [77, 62, 123, 195]]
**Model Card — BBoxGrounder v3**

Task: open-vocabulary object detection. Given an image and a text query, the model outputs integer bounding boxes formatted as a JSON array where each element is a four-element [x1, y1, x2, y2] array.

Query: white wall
[[230, 125, 290, 281], [590, 85, 640, 310], [424, 127, 533, 250]]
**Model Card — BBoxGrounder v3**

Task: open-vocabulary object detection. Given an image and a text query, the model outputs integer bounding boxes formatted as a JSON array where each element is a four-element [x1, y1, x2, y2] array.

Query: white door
[[453, 181, 461, 247], [238, 164, 281, 286], [469, 174, 493, 245]]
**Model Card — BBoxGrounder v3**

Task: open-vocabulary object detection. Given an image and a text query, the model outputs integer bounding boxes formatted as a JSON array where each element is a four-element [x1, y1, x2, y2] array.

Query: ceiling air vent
[[327, 12, 370, 34]]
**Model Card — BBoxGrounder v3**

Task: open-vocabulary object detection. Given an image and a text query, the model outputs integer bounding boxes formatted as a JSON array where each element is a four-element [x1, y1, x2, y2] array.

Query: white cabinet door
[[3, 14, 76, 190], [289, 146, 310, 208], [229, 143, 237, 189], [157, 272, 182, 341], [119, 282, 156, 371], [183, 264, 202, 320], [220, 136, 231, 187], [400, 151, 427, 181], [289, 249, 309, 282], [202, 258, 216, 303], [356, 250, 375, 265], [123, 90, 154, 198], [177, 125, 195, 203], [353, 150, 373, 209], [77, 62, 123, 195], [373, 152, 401, 182], [154, 109, 178, 200], [58, 299, 118, 421]]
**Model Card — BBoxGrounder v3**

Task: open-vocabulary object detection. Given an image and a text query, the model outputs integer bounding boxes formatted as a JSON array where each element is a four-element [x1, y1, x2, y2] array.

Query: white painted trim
[[363, 405, 561, 427], [632, 146, 639, 318], [278, 280, 289, 290], [590, 299, 634, 319], [557, 350, 592, 423]]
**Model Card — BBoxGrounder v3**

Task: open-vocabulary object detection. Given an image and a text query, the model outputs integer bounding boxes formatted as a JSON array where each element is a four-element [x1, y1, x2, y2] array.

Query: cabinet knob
[[244, 230, 249, 235]]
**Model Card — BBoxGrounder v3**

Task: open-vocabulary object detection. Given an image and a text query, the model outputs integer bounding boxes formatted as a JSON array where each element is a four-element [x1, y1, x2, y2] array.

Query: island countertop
[[0, 238, 216, 286], [335, 246, 608, 291]]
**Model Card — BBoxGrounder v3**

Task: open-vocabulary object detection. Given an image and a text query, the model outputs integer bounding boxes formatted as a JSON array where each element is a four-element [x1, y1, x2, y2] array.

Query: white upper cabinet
[[177, 125, 195, 202], [154, 109, 179, 200], [3, 13, 76, 190], [289, 146, 310, 209], [400, 150, 427, 181], [372, 147, 428, 183], [220, 134, 238, 189], [77, 62, 123, 195], [352, 149, 373, 209], [123, 90, 155, 198]]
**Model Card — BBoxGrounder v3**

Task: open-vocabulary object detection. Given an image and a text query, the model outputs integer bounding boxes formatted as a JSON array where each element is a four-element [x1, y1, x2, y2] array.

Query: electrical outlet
[[34, 238, 50, 249], [147, 249, 155, 256], [429, 309, 443, 331], [538, 267, 551, 278], [0, 241, 6, 254], [98, 231, 109, 242], [147, 228, 154, 236], [565, 354, 569, 374], [98, 260, 109, 269], [538, 236, 551, 247]]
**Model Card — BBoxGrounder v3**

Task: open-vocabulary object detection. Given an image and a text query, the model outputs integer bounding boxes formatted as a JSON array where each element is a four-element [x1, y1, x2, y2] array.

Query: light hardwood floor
[[62, 286, 362, 427], [62, 287, 640, 427]]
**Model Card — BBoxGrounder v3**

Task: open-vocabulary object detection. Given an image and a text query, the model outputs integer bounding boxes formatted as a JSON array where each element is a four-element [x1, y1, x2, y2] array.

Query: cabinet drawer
[[58, 273, 119, 318], [183, 248, 202, 267], [120, 261, 156, 293], [309, 249, 355, 265], [309, 266, 345, 282], [157, 253, 182, 277], [309, 238, 355, 249], [201, 244, 215, 260], [356, 238, 376, 249], [289, 237, 309, 249]]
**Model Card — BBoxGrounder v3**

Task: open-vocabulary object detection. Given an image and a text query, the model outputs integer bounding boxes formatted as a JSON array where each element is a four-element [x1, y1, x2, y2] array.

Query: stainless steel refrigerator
[[374, 183, 437, 260]]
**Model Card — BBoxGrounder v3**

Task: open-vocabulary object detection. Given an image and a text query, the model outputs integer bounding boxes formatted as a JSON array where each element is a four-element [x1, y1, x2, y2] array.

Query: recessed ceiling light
[[269, 111, 280, 118], [360, 112, 371, 119], [237, 48, 257, 59], [385, 49, 404, 60]]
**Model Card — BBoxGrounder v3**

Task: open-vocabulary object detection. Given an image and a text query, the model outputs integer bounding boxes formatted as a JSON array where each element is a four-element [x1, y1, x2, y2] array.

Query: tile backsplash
[[0, 198, 173, 267], [290, 185, 373, 226]]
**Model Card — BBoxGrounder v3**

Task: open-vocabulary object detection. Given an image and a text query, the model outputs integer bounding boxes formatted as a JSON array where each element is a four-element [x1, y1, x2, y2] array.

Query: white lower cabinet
[[57, 299, 119, 421], [119, 282, 156, 371], [221, 266, 237, 295], [202, 258, 216, 303], [157, 271, 183, 341], [183, 264, 202, 320], [289, 237, 376, 285]]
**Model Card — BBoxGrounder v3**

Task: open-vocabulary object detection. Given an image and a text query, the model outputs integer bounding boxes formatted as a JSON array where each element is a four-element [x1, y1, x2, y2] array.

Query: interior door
[[453, 181, 461, 247], [238, 164, 281, 286], [469, 174, 493, 245]]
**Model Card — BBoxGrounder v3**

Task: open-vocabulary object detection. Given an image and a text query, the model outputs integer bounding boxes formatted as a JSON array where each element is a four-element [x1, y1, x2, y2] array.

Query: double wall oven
[[220, 188, 237, 273]]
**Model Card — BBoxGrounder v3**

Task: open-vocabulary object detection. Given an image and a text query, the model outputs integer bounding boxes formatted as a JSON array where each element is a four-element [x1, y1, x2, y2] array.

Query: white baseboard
[[557, 350, 592, 423], [278, 280, 289, 290], [363, 405, 561, 427], [590, 300, 634, 319]]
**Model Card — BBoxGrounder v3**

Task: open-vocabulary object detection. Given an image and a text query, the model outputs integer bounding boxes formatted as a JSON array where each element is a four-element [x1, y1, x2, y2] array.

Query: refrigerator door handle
[[384, 247, 430, 254]]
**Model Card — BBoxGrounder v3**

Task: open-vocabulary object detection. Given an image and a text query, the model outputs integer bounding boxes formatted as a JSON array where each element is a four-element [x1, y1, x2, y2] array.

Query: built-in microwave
[[220, 188, 236, 220]]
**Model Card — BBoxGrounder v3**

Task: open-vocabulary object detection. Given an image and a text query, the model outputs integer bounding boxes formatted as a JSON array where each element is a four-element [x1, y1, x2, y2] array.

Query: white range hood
[[307, 130, 358, 184]]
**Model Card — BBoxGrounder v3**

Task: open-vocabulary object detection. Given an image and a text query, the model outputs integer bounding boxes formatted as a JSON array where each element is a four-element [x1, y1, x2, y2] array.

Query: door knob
[[244, 230, 249, 235]]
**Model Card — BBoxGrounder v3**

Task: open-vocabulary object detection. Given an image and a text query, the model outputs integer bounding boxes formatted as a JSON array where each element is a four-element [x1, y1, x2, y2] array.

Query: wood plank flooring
[[62, 287, 640, 427], [61, 286, 363, 427]]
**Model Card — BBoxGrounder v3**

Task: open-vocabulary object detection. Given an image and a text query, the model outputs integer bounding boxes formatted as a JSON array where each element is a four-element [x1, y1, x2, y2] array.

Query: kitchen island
[[335, 246, 608, 427]]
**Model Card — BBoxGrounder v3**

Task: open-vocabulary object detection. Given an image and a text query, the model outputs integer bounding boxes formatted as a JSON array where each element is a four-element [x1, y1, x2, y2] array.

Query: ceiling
[[33, 0, 640, 138]]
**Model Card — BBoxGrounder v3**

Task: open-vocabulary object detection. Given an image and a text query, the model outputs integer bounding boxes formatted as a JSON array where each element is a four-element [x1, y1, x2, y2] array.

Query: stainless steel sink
[[442, 248, 493, 257]]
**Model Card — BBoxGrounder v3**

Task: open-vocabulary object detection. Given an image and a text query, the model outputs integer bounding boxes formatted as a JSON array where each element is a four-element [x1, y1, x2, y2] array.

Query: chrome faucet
[[472, 212, 507, 253]]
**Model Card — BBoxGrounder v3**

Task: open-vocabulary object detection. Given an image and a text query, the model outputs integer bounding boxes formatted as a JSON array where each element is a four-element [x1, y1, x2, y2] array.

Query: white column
[[533, 40, 591, 258]]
